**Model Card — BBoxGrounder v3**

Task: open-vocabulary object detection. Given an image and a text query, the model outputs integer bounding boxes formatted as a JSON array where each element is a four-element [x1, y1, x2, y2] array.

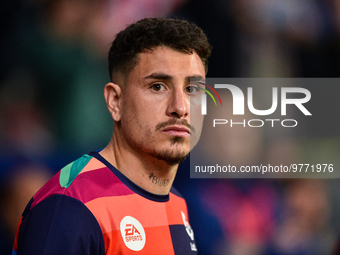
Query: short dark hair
[[108, 18, 212, 82]]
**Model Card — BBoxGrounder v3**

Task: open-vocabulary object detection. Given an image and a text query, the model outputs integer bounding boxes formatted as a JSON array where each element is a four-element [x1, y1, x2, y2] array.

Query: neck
[[99, 135, 179, 195]]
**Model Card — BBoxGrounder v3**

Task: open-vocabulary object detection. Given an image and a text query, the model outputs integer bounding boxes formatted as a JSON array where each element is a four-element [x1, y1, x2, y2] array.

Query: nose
[[166, 89, 189, 118]]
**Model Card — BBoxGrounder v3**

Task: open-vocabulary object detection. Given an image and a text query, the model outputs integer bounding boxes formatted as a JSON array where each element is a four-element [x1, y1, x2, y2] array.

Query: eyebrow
[[144, 73, 205, 83], [144, 73, 172, 81]]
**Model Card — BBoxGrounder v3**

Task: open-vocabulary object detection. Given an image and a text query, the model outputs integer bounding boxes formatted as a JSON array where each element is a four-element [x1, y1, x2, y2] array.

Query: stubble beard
[[150, 136, 189, 166], [122, 122, 190, 166], [121, 109, 191, 166]]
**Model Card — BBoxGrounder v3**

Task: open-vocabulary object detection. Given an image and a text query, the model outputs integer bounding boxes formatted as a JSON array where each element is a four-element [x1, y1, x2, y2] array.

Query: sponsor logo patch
[[120, 216, 146, 251]]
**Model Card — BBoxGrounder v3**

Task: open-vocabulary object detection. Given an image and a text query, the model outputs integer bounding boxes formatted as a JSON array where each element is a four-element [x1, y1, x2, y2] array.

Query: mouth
[[161, 125, 190, 138]]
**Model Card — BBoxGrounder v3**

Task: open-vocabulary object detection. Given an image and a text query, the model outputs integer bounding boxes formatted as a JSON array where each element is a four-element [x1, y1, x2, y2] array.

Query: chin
[[144, 136, 190, 165], [151, 146, 189, 166], [157, 152, 189, 166]]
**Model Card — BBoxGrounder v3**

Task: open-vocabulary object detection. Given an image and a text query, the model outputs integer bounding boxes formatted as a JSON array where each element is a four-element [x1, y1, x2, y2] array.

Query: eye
[[184, 85, 199, 94], [150, 83, 166, 92]]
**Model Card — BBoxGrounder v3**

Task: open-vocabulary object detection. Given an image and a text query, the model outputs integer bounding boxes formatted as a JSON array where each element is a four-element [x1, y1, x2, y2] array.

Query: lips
[[161, 125, 190, 137]]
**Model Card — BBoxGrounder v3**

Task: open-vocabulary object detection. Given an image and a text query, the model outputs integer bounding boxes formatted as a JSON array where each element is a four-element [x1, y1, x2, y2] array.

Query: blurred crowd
[[1, 0, 340, 254]]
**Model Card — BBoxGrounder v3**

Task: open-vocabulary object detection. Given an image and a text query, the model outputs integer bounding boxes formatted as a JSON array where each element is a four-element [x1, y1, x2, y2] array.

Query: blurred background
[[1, 0, 340, 254]]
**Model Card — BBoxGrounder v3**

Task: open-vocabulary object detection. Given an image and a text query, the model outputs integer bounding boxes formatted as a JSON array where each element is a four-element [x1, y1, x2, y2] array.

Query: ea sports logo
[[120, 216, 146, 251]]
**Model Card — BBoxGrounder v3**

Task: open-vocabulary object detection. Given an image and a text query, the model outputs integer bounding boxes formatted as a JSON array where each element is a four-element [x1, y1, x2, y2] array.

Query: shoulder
[[170, 186, 186, 199], [32, 153, 115, 208], [16, 194, 105, 254], [14, 153, 123, 254]]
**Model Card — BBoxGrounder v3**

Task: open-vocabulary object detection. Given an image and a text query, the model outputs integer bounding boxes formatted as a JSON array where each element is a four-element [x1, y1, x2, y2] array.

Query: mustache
[[155, 118, 195, 133]]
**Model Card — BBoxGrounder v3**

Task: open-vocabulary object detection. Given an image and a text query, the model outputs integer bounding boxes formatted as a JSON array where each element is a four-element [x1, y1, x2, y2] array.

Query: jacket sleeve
[[15, 194, 105, 255]]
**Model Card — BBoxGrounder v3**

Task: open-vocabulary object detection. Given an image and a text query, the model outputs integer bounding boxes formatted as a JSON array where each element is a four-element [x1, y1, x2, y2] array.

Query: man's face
[[118, 46, 205, 165]]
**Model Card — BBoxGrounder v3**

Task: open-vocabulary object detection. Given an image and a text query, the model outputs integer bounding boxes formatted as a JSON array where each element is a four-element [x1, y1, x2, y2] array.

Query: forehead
[[126, 46, 205, 84]]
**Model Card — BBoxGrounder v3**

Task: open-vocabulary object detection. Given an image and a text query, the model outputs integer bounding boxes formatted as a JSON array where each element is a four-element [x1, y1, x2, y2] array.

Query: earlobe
[[104, 82, 122, 121]]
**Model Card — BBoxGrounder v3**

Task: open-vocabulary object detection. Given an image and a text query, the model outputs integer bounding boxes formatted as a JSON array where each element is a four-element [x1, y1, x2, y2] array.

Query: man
[[13, 17, 211, 254]]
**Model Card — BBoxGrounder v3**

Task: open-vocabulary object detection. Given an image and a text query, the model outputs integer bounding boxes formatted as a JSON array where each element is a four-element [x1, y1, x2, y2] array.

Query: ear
[[104, 82, 122, 122]]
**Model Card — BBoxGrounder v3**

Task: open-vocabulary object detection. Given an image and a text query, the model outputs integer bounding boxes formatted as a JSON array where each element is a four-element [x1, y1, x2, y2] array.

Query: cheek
[[189, 101, 204, 145], [121, 99, 154, 136], [120, 100, 139, 133], [192, 116, 204, 140], [190, 98, 204, 126]]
